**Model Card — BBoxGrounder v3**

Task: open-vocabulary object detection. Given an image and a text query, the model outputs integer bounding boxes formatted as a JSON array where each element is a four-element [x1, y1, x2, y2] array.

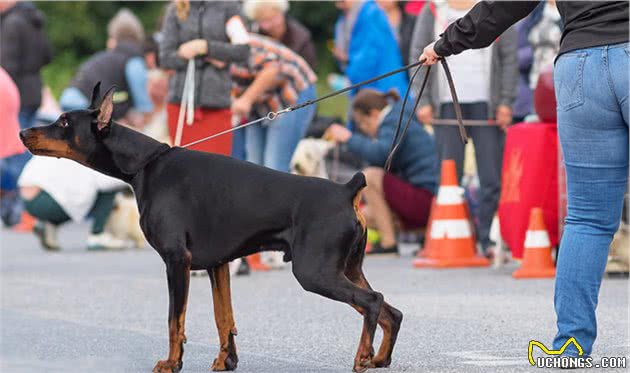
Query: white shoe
[[34, 221, 60, 251], [87, 232, 129, 251]]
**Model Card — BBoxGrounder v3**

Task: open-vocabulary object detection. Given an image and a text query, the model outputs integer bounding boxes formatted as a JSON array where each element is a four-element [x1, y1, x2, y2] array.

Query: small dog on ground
[[19, 83, 402, 373], [290, 138, 334, 179], [105, 191, 145, 249]]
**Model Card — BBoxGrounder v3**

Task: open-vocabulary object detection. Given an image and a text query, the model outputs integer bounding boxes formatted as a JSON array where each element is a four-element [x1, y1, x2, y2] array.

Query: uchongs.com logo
[[528, 337, 627, 369]]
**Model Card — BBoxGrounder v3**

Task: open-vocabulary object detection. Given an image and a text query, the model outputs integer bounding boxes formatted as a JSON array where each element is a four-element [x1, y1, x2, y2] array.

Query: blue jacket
[[339, 1, 408, 96], [347, 100, 439, 194]]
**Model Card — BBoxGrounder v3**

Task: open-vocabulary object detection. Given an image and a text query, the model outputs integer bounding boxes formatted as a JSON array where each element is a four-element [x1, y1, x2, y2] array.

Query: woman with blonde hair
[[159, 0, 250, 154]]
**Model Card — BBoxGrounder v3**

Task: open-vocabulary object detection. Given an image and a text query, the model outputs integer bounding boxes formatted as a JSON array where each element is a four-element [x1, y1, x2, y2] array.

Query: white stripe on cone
[[436, 186, 465, 205], [431, 219, 472, 239], [524, 230, 551, 248]]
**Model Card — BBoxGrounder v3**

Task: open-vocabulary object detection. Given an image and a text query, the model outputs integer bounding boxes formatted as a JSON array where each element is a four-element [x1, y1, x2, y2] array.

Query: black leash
[[182, 59, 468, 162], [385, 58, 467, 171]]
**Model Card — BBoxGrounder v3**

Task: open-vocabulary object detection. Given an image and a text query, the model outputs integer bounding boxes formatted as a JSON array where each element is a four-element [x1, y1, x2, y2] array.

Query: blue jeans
[[552, 43, 628, 356], [245, 85, 317, 172]]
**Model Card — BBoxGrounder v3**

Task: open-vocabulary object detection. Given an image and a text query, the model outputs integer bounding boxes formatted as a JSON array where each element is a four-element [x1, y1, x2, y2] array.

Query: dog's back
[[133, 147, 365, 268]]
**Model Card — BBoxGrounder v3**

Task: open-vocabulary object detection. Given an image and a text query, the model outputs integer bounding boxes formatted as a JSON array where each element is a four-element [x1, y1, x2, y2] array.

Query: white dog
[[105, 192, 146, 249], [290, 138, 334, 179]]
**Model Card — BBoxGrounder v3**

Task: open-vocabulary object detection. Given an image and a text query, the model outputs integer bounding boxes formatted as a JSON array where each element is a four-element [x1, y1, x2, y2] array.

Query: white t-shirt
[[18, 156, 127, 222], [439, 7, 491, 104]]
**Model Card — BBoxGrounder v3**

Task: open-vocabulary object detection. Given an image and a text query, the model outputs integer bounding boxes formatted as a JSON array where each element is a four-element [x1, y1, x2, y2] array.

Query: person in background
[[59, 9, 152, 128], [18, 156, 129, 251], [419, 0, 628, 361], [376, 0, 417, 66], [0, 67, 29, 227], [159, 0, 250, 154], [333, 0, 408, 96], [243, 0, 318, 70], [326, 89, 439, 255], [0, 1, 52, 130], [528, 0, 562, 90], [231, 33, 317, 173], [142, 69, 170, 144], [410, 0, 518, 255]]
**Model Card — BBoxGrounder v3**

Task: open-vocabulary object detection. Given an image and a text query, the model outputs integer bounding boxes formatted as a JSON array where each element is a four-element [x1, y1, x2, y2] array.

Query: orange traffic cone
[[513, 208, 556, 279], [247, 253, 271, 271], [413, 160, 489, 268]]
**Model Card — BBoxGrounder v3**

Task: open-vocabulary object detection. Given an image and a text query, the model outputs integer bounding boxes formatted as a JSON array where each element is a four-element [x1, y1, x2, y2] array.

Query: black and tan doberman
[[19, 84, 402, 373]]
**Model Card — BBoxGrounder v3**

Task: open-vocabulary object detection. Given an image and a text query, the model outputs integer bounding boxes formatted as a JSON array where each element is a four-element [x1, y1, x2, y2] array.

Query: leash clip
[[266, 108, 291, 121]]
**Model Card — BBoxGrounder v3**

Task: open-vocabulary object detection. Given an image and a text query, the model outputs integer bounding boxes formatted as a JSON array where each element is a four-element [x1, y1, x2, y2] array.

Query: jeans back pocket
[[554, 52, 587, 111]]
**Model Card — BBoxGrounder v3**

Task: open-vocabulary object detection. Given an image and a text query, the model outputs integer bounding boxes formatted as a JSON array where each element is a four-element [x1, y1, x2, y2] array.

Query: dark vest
[[70, 41, 143, 119]]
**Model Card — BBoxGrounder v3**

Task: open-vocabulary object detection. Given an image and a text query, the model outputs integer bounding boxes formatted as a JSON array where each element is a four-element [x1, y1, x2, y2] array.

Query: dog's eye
[[59, 118, 68, 128]]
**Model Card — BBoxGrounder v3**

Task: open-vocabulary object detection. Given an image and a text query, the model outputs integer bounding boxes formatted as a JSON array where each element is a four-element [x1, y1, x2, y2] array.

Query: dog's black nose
[[19, 130, 26, 142]]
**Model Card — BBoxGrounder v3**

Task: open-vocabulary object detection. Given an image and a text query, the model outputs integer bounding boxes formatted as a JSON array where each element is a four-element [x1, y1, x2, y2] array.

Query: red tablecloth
[[498, 123, 559, 259]]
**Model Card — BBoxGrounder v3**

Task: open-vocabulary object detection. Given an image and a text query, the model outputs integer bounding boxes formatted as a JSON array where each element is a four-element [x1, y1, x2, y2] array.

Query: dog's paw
[[211, 348, 238, 371], [153, 359, 182, 373], [370, 356, 391, 368], [353, 357, 375, 373]]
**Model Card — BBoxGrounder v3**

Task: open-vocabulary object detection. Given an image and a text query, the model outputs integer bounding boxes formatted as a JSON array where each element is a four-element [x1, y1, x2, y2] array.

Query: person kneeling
[[327, 89, 439, 254]]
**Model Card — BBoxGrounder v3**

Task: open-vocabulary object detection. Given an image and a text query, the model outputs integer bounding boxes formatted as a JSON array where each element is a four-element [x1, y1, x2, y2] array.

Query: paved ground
[[1, 223, 628, 373]]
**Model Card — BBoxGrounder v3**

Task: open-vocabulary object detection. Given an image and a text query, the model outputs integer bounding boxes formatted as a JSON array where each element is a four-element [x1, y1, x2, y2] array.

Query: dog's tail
[[344, 172, 367, 196]]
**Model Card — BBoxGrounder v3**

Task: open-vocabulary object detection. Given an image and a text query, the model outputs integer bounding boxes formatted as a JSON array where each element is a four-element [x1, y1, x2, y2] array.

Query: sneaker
[[367, 242, 399, 255], [87, 232, 129, 251], [33, 221, 61, 251]]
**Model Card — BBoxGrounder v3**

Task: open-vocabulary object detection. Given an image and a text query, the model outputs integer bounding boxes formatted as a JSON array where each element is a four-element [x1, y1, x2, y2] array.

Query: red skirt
[[167, 104, 232, 155]]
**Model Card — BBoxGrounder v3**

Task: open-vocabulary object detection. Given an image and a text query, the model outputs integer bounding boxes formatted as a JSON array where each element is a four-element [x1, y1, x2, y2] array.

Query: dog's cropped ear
[[96, 86, 116, 131], [89, 82, 102, 109]]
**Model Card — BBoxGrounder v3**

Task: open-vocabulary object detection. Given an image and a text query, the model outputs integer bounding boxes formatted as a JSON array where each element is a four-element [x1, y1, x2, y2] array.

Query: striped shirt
[[231, 33, 317, 117]]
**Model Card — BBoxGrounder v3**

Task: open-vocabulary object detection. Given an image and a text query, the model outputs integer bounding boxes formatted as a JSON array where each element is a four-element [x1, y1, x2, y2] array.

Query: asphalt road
[[1, 223, 628, 373]]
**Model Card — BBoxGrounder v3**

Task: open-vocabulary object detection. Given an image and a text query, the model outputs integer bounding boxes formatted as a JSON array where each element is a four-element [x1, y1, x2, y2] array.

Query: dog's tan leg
[[209, 263, 238, 371], [154, 251, 192, 373]]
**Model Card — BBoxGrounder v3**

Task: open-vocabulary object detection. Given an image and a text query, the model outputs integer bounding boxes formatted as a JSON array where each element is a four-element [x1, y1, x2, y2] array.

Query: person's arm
[[205, 3, 250, 63], [231, 53, 281, 118], [409, 5, 436, 109], [125, 57, 153, 114], [497, 26, 519, 110], [431, 1, 540, 58], [346, 123, 397, 167]]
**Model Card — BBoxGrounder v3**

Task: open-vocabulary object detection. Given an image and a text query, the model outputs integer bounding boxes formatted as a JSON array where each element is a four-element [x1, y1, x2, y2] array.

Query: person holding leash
[[159, 0, 250, 154], [419, 1, 628, 360]]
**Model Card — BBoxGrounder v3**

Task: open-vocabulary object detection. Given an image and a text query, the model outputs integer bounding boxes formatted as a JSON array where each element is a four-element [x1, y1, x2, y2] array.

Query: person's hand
[[419, 41, 440, 65], [231, 96, 252, 118], [177, 39, 207, 60], [417, 105, 433, 125], [495, 105, 513, 129], [324, 124, 352, 143]]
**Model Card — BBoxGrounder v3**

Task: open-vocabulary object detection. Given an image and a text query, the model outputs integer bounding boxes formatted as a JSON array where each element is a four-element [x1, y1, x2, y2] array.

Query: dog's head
[[20, 82, 115, 164]]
